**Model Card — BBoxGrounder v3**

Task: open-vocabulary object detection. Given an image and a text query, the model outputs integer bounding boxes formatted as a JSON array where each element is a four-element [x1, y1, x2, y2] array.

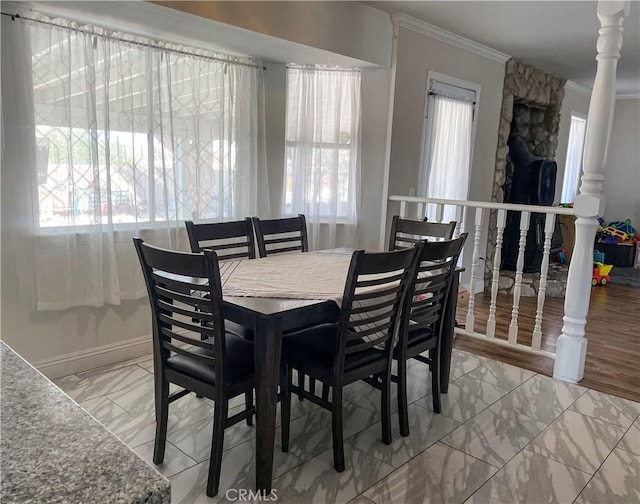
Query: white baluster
[[454, 206, 464, 237], [508, 211, 531, 344], [465, 207, 484, 332], [416, 202, 425, 220], [400, 200, 407, 218], [435, 204, 444, 223], [486, 209, 507, 339], [532, 213, 556, 350], [554, 1, 629, 382]]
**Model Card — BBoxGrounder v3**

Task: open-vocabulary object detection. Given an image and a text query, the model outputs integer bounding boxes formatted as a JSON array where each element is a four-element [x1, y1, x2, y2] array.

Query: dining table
[[214, 249, 462, 492]]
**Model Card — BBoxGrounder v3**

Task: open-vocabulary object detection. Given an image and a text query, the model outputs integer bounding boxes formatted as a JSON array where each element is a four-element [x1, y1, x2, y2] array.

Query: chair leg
[[153, 379, 170, 464], [321, 382, 330, 402], [245, 392, 254, 427], [206, 398, 228, 497], [331, 385, 345, 472], [397, 356, 410, 437], [297, 371, 305, 401], [281, 365, 292, 452], [381, 372, 393, 445], [430, 347, 441, 414]]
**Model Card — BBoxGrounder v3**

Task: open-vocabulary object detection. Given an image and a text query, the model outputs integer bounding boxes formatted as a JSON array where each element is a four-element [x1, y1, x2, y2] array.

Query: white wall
[[264, 62, 287, 217], [385, 24, 505, 288], [387, 25, 504, 213], [555, 87, 592, 203], [603, 99, 640, 226], [152, 0, 392, 67]]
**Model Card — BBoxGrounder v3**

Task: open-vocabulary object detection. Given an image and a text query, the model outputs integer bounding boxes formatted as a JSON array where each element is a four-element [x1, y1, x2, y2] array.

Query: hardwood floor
[[455, 283, 640, 402]]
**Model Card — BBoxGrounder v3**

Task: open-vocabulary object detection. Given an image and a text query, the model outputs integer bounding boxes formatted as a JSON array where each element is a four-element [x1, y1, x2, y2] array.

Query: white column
[[399, 200, 407, 218], [454, 206, 464, 237], [532, 212, 557, 351], [465, 207, 484, 332], [508, 211, 531, 344], [554, 1, 630, 382], [486, 209, 507, 339]]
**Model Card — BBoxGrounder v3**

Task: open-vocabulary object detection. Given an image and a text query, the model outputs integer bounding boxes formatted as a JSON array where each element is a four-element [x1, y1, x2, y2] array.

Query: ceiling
[[362, 1, 639, 97], [9, 1, 639, 96]]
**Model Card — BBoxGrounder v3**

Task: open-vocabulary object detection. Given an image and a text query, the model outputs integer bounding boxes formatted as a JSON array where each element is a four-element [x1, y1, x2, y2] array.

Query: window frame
[[560, 112, 587, 204], [417, 71, 481, 202], [282, 66, 360, 224]]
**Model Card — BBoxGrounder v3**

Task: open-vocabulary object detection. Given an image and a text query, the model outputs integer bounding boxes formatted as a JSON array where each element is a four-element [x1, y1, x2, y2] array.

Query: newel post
[[554, 1, 630, 382]]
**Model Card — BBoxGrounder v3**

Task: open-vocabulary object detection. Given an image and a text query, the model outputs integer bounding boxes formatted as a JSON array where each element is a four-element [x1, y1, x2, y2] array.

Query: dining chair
[[393, 234, 467, 437], [280, 245, 422, 472], [251, 214, 309, 257], [133, 238, 256, 497], [388, 215, 456, 250], [185, 218, 256, 260]]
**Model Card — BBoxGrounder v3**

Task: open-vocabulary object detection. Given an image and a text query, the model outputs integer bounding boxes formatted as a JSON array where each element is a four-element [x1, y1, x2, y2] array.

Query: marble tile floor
[[53, 350, 640, 504]]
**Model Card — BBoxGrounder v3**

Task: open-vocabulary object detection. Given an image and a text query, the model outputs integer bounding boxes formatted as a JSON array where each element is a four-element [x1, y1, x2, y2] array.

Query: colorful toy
[[557, 249, 567, 264], [608, 219, 636, 240], [601, 226, 630, 242], [592, 262, 613, 286]]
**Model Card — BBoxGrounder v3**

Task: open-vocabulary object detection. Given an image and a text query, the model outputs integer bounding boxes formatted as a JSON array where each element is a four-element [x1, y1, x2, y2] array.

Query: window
[[31, 22, 263, 229], [2, 14, 266, 310], [283, 66, 360, 223], [560, 114, 587, 204], [419, 74, 479, 222]]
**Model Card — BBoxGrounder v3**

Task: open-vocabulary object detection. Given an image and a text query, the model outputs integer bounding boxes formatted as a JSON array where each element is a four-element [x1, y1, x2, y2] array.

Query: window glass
[[284, 67, 360, 222], [31, 26, 258, 228], [560, 115, 587, 204], [420, 79, 476, 223]]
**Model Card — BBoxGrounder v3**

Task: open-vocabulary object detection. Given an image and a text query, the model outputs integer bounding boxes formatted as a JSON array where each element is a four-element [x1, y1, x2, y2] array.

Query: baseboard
[[33, 335, 152, 379]]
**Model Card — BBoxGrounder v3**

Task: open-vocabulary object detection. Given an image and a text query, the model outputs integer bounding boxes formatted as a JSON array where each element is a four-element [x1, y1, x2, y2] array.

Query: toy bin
[[593, 242, 636, 267]]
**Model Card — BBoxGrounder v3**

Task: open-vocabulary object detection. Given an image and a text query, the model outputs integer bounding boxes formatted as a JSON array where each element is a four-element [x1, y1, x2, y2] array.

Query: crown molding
[[391, 13, 509, 64], [617, 93, 640, 100], [565, 80, 592, 96]]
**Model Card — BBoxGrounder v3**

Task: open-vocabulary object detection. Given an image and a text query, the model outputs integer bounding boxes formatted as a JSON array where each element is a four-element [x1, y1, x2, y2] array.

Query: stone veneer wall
[[497, 264, 568, 298], [485, 59, 566, 284]]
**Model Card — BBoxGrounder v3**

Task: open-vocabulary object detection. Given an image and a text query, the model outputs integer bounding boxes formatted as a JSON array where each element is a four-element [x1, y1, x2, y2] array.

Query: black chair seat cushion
[[166, 332, 254, 385], [283, 323, 383, 372], [394, 326, 436, 358], [225, 320, 254, 340], [408, 326, 435, 346]]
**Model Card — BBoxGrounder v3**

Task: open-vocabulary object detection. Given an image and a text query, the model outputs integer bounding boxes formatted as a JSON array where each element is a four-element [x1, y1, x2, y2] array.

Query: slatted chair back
[[133, 238, 226, 385], [336, 246, 422, 376], [388, 215, 456, 251], [400, 234, 467, 342], [252, 214, 309, 257], [185, 219, 256, 260]]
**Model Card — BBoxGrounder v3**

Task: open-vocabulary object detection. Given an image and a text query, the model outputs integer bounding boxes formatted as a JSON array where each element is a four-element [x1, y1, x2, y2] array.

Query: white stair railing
[[508, 211, 531, 344], [486, 209, 506, 339], [388, 195, 576, 358], [465, 207, 484, 332], [532, 212, 557, 351]]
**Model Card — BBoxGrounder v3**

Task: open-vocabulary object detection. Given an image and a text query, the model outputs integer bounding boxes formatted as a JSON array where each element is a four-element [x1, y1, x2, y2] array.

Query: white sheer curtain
[[284, 66, 360, 251], [422, 95, 474, 224], [561, 115, 587, 204], [1, 14, 267, 310]]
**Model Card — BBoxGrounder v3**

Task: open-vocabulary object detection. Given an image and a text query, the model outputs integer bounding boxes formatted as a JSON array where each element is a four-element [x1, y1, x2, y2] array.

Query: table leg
[[254, 315, 282, 492], [440, 271, 460, 394]]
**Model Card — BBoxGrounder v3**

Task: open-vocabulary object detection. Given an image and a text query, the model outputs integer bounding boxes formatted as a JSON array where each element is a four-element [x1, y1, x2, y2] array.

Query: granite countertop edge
[[0, 340, 171, 504]]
